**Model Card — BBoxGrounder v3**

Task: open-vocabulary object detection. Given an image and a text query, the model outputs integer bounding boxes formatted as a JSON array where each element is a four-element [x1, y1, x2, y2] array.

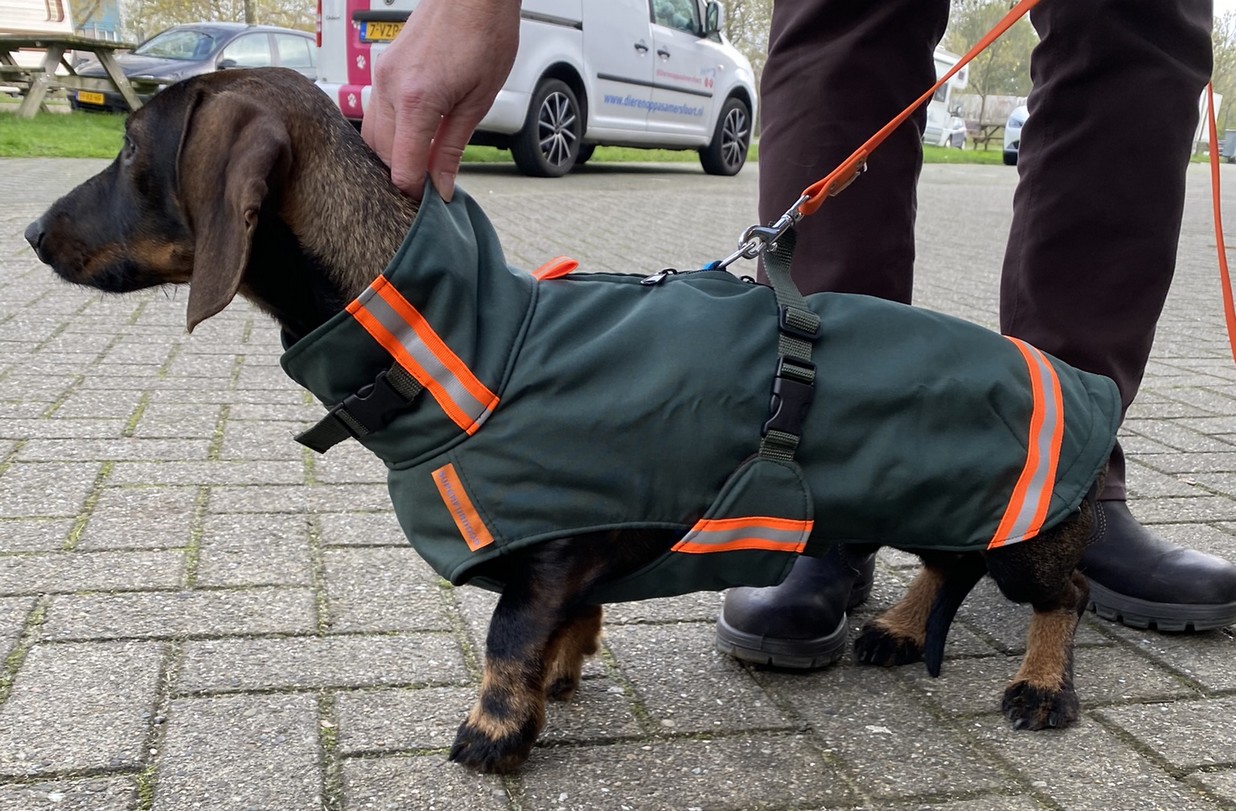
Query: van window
[[652, 0, 700, 35]]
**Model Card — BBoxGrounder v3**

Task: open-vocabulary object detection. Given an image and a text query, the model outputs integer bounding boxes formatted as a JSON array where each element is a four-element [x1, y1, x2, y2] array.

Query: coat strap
[[758, 228, 821, 462], [295, 364, 424, 453]]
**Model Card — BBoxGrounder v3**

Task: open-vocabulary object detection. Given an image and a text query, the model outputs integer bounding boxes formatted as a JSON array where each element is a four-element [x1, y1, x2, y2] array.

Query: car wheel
[[511, 79, 581, 178], [574, 144, 596, 166], [700, 97, 750, 176], [1002, 150, 1018, 166]]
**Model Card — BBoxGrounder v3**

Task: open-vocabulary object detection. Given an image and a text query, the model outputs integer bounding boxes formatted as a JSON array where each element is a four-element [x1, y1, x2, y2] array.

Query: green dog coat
[[280, 186, 1120, 603]]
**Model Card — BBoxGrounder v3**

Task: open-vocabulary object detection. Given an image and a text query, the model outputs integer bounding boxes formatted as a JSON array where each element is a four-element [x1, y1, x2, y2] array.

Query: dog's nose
[[24, 217, 45, 258]]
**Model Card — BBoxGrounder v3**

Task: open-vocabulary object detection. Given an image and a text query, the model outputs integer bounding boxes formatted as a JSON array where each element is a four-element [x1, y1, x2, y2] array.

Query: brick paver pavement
[[2, 156, 1235, 810]]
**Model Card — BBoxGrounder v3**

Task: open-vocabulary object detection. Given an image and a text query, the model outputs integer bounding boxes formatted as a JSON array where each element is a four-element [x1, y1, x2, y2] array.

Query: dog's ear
[[176, 90, 291, 332]]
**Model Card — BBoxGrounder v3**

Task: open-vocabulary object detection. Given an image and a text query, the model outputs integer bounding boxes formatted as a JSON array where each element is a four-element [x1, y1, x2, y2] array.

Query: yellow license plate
[[361, 21, 403, 42], [77, 90, 105, 105]]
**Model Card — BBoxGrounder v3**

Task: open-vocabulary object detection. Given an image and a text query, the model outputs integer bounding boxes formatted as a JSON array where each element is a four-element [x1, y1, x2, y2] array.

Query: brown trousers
[[758, 0, 1213, 499]]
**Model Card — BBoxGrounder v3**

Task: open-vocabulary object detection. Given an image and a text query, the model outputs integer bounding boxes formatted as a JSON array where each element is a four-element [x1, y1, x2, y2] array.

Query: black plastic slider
[[762, 358, 816, 438]]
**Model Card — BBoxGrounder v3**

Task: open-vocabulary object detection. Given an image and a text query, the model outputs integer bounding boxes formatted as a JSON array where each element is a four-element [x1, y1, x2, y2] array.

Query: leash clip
[[713, 194, 810, 272]]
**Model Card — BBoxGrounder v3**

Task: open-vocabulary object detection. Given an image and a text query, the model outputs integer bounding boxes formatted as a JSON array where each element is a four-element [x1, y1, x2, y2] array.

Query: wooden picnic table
[[0, 33, 140, 118]]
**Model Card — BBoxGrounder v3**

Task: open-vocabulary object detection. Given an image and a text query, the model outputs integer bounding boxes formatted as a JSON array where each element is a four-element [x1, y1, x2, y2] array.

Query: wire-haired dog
[[26, 68, 1117, 774]]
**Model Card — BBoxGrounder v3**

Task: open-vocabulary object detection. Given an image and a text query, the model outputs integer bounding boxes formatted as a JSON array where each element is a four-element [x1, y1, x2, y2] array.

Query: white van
[[315, 0, 757, 177], [922, 47, 968, 148], [0, 0, 73, 35]]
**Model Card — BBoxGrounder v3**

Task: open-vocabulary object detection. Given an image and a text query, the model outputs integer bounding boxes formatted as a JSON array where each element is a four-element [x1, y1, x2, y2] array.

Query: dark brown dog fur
[[27, 68, 1100, 773]]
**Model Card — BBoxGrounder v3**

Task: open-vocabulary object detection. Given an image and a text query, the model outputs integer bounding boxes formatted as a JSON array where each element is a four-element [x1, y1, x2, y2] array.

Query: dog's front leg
[[450, 541, 611, 773]]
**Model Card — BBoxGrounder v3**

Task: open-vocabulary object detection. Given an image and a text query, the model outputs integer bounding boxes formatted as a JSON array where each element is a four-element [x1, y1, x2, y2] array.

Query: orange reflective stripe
[[532, 256, 579, 280], [346, 277, 498, 435], [672, 515, 812, 555], [432, 463, 494, 552], [988, 338, 1065, 549]]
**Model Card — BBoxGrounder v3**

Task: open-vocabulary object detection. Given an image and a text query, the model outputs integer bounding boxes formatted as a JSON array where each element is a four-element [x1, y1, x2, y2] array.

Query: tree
[[1214, 12, 1236, 133], [119, 0, 311, 41], [720, 0, 773, 92], [940, 0, 1036, 148]]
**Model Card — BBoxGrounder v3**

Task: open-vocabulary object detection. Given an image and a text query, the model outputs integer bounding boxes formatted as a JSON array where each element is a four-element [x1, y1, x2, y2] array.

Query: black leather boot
[[1081, 500, 1236, 632], [715, 546, 875, 669]]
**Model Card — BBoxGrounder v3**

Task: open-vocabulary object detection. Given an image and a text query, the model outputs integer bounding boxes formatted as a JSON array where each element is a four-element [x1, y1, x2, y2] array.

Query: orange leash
[[797, 0, 1043, 216], [1207, 83, 1236, 365]]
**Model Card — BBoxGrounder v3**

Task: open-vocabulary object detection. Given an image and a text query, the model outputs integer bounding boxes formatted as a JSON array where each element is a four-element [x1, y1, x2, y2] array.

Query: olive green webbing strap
[[758, 228, 821, 463]]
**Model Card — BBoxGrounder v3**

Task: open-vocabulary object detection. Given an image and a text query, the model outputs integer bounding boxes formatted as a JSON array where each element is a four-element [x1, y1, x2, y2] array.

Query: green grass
[[0, 105, 126, 157], [0, 104, 1010, 164]]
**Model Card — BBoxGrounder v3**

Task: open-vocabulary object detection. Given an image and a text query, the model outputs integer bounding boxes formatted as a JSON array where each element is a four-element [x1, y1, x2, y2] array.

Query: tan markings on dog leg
[[1010, 606, 1077, 692], [869, 565, 947, 647], [543, 605, 603, 700], [465, 658, 546, 742]]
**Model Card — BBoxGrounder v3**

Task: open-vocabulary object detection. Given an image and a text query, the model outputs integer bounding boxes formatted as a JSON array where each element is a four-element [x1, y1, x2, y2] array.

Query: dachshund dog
[[27, 68, 1108, 774]]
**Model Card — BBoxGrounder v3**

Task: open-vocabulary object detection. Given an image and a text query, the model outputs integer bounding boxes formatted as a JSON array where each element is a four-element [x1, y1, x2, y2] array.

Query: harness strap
[[296, 364, 424, 453], [758, 229, 821, 462]]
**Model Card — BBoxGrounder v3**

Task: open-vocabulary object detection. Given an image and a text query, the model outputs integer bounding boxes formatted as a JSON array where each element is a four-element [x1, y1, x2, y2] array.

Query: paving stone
[[603, 622, 794, 735], [207, 483, 392, 514], [0, 418, 128, 440], [0, 517, 74, 552], [77, 485, 197, 550], [971, 715, 1223, 811], [178, 632, 468, 693], [341, 755, 510, 811], [52, 389, 145, 420], [760, 666, 1009, 800], [109, 460, 306, 487], [0, 776, 136, 811], [195, 513, 313, 587], [322, 547, 451, 632], [217, 421, 308, 461], [128, 403, 222, 439], [514, 735, 860, 811], [1187, 769, 1236, 806], [0, 462, 101, 518], [0, 595, 35, 662], [41, 587, 317, 640], [335, 686, 477, 753], [901, 644, 1198, 720], [313, 443, 388, 484], [1098, 625, 1236, 691], [316, 511, 407, 547], [0, 640, 162, 776], [1097, 696, 1236, 770], [603, 591, 725, 625], [0, 549, 185, 595], [152, 693, 320, 811], [17, 437, 213, 462]]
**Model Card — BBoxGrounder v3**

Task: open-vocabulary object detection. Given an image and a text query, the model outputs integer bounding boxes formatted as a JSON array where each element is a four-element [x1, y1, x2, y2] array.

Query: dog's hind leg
[[855, 552, 985, 672], [543, 603, 603, 702], [986, 505, 1095, 730]]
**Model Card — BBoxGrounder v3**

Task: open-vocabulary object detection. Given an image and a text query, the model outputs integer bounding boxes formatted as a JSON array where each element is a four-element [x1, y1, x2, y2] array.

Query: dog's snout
[[24, 217, 45, 258]]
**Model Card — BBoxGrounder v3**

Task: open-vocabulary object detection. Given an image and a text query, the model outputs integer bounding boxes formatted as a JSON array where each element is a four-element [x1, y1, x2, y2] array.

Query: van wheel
[[700, 97, 750, 176], [512, 79, 581, 177]]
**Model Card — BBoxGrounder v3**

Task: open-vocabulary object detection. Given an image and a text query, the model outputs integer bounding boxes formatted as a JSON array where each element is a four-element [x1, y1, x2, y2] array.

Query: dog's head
[[25, 69, 303, 331]]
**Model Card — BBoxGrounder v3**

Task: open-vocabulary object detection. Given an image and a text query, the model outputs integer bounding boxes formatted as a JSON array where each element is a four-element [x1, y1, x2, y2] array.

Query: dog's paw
[[1001, 680, 1079, 730], [449, 713, 540, 774], [854, 622, 924, 667], [544, 674, 581, 702]]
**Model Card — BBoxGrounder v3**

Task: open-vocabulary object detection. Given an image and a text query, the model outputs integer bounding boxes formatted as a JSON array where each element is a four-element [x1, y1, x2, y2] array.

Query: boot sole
[[714, 611, 848, 670], [1086, 578, 1236, 632]]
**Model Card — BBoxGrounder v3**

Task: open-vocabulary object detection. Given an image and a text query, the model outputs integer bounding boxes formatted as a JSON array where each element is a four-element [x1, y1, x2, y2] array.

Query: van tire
[[512, 79, 582, 177], [700, 97, 751, 176]]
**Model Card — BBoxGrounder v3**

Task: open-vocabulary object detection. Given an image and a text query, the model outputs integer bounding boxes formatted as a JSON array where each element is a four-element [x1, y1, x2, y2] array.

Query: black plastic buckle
[[778, 305, 822, 341], [336, 370, 413, 437], [762, 358, 816, 438]]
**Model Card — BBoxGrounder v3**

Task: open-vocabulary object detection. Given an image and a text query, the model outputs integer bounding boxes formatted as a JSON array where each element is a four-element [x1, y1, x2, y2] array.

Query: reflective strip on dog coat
[[280, 185, 1121, 603]]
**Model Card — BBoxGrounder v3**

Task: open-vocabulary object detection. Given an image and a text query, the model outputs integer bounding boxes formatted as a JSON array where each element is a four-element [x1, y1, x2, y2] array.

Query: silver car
[[1003, 104, 1028, 166], [70, 22, 315, 113]]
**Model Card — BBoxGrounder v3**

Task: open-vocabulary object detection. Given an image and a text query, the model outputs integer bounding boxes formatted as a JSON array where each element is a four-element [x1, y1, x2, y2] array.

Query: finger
[[426, 113, 477, 203], [387, 98, 442, 200]]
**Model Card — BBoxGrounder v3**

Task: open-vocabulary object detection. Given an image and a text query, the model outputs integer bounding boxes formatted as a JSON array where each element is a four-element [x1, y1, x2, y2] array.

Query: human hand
[[361, 0, 520, 200]]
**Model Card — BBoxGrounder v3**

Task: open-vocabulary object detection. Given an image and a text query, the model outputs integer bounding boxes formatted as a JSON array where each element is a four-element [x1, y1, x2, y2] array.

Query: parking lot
[[2, 156, 1236, 810]]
